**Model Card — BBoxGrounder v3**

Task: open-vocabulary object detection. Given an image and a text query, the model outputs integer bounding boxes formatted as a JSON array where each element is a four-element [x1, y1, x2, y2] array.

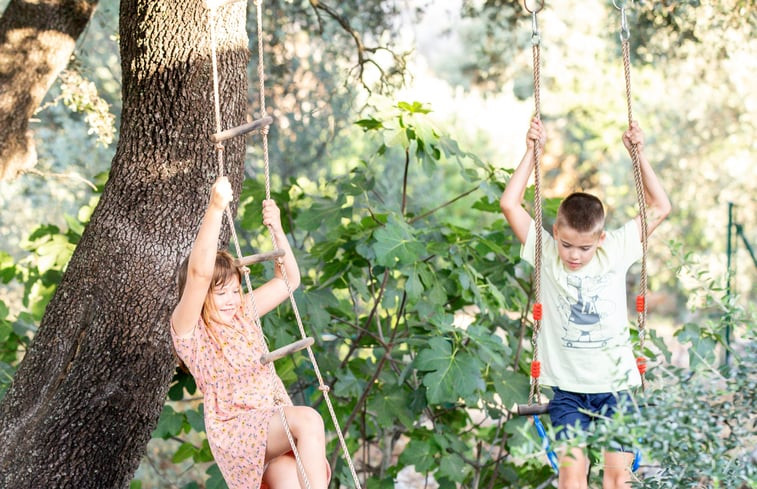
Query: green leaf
[[372, 216, 424, 267], [152, 405, 185, 439], [296, 195, 347, 231], [398, 437, 438, 473], [415, 337, 484, 404], [368, 384, 415, 428], [171, 442, 197, 463], [397, 101, 431, 114], [403, 264, 424, 301], [355, 118, 383, 131], [334, 368, 363, 398], [206, 464, 229, 489], [185, 405, 205, 433], [195, 439, 215, 463], [439, 452, 467, 482], [493, 369, 531, 410]]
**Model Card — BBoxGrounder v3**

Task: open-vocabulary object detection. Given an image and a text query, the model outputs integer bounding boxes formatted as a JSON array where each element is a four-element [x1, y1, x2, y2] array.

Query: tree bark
[[0, 0, 100, 181], [0, 0, 250, 487]]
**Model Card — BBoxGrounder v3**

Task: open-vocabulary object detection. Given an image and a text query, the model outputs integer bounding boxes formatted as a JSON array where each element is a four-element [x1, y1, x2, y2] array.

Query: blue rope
[[533, 415, 559, 472]]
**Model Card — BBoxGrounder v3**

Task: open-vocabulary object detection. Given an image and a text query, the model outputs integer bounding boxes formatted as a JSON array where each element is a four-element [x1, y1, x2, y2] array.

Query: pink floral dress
[[172, 304, 291, 489]]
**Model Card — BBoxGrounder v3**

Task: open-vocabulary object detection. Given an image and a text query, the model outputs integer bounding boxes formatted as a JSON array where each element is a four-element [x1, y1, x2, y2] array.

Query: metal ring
[[618, 5, 630, 41], [612, 0, 629, 9], [523, 0, 545, 14]]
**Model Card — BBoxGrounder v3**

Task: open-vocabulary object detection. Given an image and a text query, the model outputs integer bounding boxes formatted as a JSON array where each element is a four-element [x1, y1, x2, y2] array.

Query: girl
[[171, 176, 330, 489]]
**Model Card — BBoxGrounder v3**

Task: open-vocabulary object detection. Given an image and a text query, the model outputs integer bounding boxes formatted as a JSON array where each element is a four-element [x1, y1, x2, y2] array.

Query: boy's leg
[[557, 446, 589, 489], [549, 388, 592, 489], [602, 450, 634, 489], [592, 391, 636, 489]]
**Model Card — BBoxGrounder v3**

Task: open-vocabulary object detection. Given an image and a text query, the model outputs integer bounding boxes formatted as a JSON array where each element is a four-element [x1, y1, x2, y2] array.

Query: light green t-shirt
[[521, 219, 643, 393]]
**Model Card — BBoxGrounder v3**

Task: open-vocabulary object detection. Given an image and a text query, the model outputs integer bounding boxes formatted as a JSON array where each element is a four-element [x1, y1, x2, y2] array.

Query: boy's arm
[[500, 117, 545, 244], [623, 121, 672, 239]]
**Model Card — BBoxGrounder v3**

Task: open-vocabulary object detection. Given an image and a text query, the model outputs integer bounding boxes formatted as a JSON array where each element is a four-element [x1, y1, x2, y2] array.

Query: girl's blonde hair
[[177, 249, 244, 347]]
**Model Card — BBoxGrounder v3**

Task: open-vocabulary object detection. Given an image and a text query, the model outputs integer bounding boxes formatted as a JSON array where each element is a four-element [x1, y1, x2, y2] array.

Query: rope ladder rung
[[260, 337, 315, 365], [234, 249, 285, 267], [210, 116, 274, 143]]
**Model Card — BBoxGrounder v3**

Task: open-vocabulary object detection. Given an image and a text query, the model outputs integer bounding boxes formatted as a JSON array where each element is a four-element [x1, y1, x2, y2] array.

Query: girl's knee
[[290, 406, 325, 438]]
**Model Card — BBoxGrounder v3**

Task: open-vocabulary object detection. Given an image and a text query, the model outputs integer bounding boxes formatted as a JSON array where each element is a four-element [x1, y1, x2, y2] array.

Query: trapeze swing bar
[[209, 116, 274, 143], [204, 0, 246, 10], [234, 249, 286, 267], [260, 337, 315, 365]]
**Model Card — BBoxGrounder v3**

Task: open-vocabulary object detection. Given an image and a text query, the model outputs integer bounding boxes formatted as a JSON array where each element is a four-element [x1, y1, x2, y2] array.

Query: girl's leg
[[263, 454, 299, 489], [602, 450, 634, 489], [557, 446, 589, 489], [265, 406, 328, 489]]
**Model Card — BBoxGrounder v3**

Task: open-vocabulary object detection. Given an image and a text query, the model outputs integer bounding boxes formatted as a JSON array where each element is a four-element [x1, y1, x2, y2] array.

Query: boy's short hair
[[555, 192, 605, 235]]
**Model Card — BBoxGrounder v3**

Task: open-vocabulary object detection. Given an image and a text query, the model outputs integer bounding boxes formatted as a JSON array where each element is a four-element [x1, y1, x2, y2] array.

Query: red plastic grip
[[533, 303, 543, 321], [636, 356, 647, 375], [636, 295, 645, 313], [531, 361, 541, 379]]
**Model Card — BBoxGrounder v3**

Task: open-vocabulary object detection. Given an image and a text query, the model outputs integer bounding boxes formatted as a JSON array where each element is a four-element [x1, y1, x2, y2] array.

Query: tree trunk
[[0, 1, 250, 487], [0, 0, 100, 181]]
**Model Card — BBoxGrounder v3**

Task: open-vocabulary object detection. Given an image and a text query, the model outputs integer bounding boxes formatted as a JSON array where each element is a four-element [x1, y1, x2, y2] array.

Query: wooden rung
[[205, 0, 246, 10], [235, 249, 285, 267], [260, 337, 314, 365], [516, 403, 550, 416], [210, 116, 273, 143]]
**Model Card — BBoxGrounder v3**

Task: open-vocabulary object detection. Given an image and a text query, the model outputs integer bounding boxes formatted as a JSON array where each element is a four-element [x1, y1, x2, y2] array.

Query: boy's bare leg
[[558, 446, 589, 489], [602, 450, 634, 489]]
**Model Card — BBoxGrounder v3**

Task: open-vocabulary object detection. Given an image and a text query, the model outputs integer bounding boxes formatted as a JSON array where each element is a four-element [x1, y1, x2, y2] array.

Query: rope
[[252, 1, 363, 486], [279, 407, 313, 489], [527, 6, 543, 407], [620, 21, 649, 390], [206, 2, 363, 487], [205, 4, 309, 487]]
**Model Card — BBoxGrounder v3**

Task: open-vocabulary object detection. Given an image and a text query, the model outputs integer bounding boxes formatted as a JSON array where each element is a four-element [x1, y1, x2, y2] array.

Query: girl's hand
[[525, 117, 546, 151], [623, 120, 645, 152], [209, 176, 233, 211], [262, 199, 283, 234]]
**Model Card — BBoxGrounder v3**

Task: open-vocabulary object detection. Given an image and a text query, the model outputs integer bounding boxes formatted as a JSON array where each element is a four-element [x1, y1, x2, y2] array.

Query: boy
[[500, 118, 671, 489]]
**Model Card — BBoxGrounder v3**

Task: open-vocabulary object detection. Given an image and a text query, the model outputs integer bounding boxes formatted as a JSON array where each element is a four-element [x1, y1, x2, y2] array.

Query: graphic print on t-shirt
[[559, 275, 616, 349]]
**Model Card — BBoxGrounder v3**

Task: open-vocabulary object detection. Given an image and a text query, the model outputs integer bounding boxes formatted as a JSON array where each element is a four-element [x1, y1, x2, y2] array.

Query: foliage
[[0, 195, 98, 399], [152, 101, 535, 487]]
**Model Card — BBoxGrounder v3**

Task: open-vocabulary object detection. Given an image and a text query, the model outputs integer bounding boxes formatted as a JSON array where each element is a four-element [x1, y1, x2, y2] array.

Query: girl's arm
[[248, 199, 301, 317], [171, 177, 233, 336]]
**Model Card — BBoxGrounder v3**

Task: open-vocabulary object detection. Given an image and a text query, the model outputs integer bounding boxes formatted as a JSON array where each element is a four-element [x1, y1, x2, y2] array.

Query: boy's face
[[552, 224, 606, 271]]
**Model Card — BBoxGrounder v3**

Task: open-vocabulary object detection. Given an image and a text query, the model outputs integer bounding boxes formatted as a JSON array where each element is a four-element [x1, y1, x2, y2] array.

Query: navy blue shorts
[[548, 387, 632, 442]]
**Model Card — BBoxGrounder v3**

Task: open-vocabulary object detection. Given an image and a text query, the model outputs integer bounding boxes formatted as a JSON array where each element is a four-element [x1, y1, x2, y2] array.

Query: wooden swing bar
[[516, 403, 549, 416]]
